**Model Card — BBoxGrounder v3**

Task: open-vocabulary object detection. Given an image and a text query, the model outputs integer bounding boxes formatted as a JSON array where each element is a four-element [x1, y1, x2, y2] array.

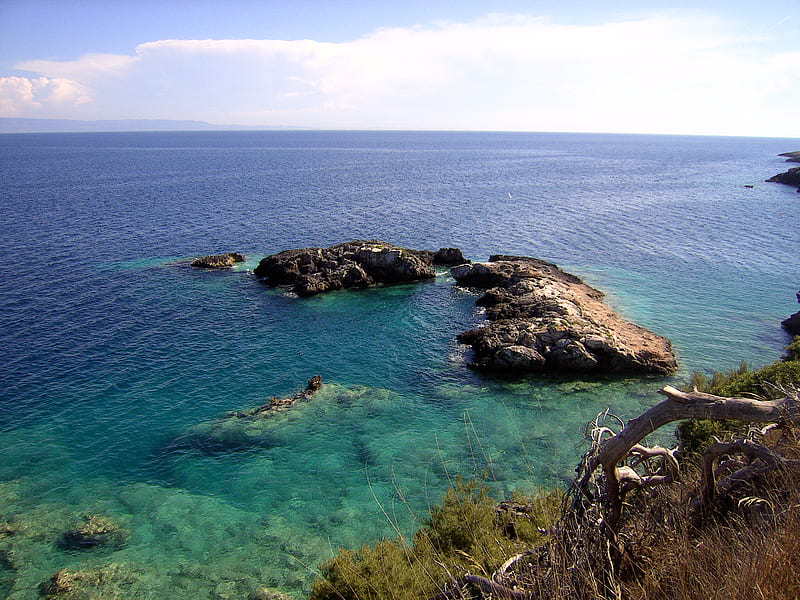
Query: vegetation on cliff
[[311, 337, 800, 600]]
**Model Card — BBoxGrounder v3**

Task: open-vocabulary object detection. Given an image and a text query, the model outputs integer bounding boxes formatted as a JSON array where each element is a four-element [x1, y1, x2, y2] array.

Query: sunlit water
[[1, 131, 798, 598]]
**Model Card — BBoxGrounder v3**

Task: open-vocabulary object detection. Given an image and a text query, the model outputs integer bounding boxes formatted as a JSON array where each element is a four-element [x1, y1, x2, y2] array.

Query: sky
[[1, 0, 798, 136]]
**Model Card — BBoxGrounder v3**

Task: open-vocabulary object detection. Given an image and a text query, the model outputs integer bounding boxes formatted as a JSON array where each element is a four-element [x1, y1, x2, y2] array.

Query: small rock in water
[[191, 252, 246, 269]]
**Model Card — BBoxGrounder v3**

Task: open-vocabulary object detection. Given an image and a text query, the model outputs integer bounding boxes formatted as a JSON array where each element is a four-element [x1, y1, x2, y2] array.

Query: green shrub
[[310, 478, 561, 600]]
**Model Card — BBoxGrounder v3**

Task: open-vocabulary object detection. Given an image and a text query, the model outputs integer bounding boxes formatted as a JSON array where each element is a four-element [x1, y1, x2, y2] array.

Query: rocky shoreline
[[452, 256, 677, 375], [767, 151, 800, 192], [782, 290, 800, 336]]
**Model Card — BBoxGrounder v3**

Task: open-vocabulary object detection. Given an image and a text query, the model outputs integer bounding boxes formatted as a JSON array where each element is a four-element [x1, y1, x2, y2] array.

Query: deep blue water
[[1, 130, 798, 598]]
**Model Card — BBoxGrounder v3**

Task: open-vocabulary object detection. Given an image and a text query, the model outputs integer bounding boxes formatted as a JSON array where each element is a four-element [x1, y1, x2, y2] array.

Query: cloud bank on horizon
[[2, 11, 799, 136]]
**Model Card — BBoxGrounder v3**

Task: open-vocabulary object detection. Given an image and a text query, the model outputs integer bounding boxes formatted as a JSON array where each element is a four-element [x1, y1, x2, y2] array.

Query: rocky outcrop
[[253, 240, 466, 296], [779, 151, 800, 163], [191, 252, 246, 268], [230, 375, 322, 417], [782, 290, 800, 335], [766, 166, 800, 192], [452, 256, 677, 375]]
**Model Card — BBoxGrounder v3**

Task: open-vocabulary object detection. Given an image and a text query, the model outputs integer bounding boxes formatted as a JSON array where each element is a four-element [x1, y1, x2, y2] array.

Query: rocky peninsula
[[253, 240, 466, 296], [766, 164, 800, 192], [779, 150, 800, 163], [452, 256, 677, 375]]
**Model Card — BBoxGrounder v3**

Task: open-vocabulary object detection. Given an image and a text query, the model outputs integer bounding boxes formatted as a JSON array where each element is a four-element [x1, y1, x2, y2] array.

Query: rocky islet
[[452, 256, 677, 375], [247, 240, 677, 376], [190, 252, 246, 269], [253, 240, 466, 296]]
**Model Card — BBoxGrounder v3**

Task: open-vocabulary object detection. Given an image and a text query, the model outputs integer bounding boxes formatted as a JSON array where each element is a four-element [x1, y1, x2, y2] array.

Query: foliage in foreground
[[310, 337, 800, 600], [310, 479, 561, 600]]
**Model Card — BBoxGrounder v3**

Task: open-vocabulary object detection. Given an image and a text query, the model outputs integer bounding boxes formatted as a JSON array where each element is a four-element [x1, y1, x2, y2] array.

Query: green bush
[[310, 478, 561, 600], [677, 337, 800, 455]]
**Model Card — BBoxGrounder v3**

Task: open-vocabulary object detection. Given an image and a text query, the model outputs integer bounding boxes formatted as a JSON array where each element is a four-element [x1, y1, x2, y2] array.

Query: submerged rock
[[39, 563, 140, 599], [173, 377, 325, 452], [452, 256, 677, 376], [250, 586, 293, 600], [253, 240, 466, 296], [57, 514, 128, 551], [191, 252, 246, 269], [766, 166, 800, 192]]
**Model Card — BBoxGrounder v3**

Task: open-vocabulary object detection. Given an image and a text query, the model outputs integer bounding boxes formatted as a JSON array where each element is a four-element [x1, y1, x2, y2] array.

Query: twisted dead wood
[[588, 385, 800, 528]]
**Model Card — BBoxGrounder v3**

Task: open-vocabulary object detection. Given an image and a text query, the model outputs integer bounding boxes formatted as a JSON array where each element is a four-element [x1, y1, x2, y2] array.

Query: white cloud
[[5, 13, 799, 136], [0, 76, 92, 115], [16, 53, 138, 82]]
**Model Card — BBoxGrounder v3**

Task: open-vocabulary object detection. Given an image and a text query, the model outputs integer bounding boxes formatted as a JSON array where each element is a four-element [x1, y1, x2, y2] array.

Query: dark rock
[[784, 313, 800, 335], [766, 166, 800, 192], [191, 252, 246, 269], [779, 151, 800, 163], [57, 515, 128, 551], [782, 290, 800, 335], [452, 257, 677, 376], [433, 247, 468, 265], [254, 241, 441, 296]]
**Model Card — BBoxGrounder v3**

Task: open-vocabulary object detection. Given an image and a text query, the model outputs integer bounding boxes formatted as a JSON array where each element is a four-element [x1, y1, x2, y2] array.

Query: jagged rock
[[191, 252, 246, 269], [782, 290, 800, 335], [254, 240, 464, 296], [766, 166, 800, 192], [57, 514, 128, 551], [453, 257, 677, 375]]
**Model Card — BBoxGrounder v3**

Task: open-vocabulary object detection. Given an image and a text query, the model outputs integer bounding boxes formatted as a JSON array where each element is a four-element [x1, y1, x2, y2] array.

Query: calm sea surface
[[1, 130, 798, 598]]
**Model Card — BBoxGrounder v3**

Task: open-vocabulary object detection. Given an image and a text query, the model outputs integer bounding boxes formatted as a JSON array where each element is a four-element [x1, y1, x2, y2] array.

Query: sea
[[1, 130, 798, 599]]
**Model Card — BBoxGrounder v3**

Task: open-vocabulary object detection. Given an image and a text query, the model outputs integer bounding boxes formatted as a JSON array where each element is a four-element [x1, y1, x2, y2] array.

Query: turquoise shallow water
[[1, 131, 798, 598]]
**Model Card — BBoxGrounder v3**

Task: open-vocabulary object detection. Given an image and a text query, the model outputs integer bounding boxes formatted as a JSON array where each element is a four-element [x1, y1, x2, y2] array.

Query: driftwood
[[578, 385, 800, 529]]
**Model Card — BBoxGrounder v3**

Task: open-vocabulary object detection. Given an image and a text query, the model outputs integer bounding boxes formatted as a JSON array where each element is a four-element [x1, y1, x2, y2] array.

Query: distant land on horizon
[[0, 118, 304, 133]]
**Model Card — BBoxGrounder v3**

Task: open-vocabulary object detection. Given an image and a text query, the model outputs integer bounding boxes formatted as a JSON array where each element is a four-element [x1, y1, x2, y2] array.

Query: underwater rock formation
[[173, 377, 325, 452], [191, 252, 246, 268], [452, 256, 677, 375], [39, 563, 140, 599], [57, 514, 128, 551], [254, 240, 466, 296]]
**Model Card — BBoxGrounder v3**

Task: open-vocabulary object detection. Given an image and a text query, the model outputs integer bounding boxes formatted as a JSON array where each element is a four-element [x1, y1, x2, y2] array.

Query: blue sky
[[1, 0, 798, 136]]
